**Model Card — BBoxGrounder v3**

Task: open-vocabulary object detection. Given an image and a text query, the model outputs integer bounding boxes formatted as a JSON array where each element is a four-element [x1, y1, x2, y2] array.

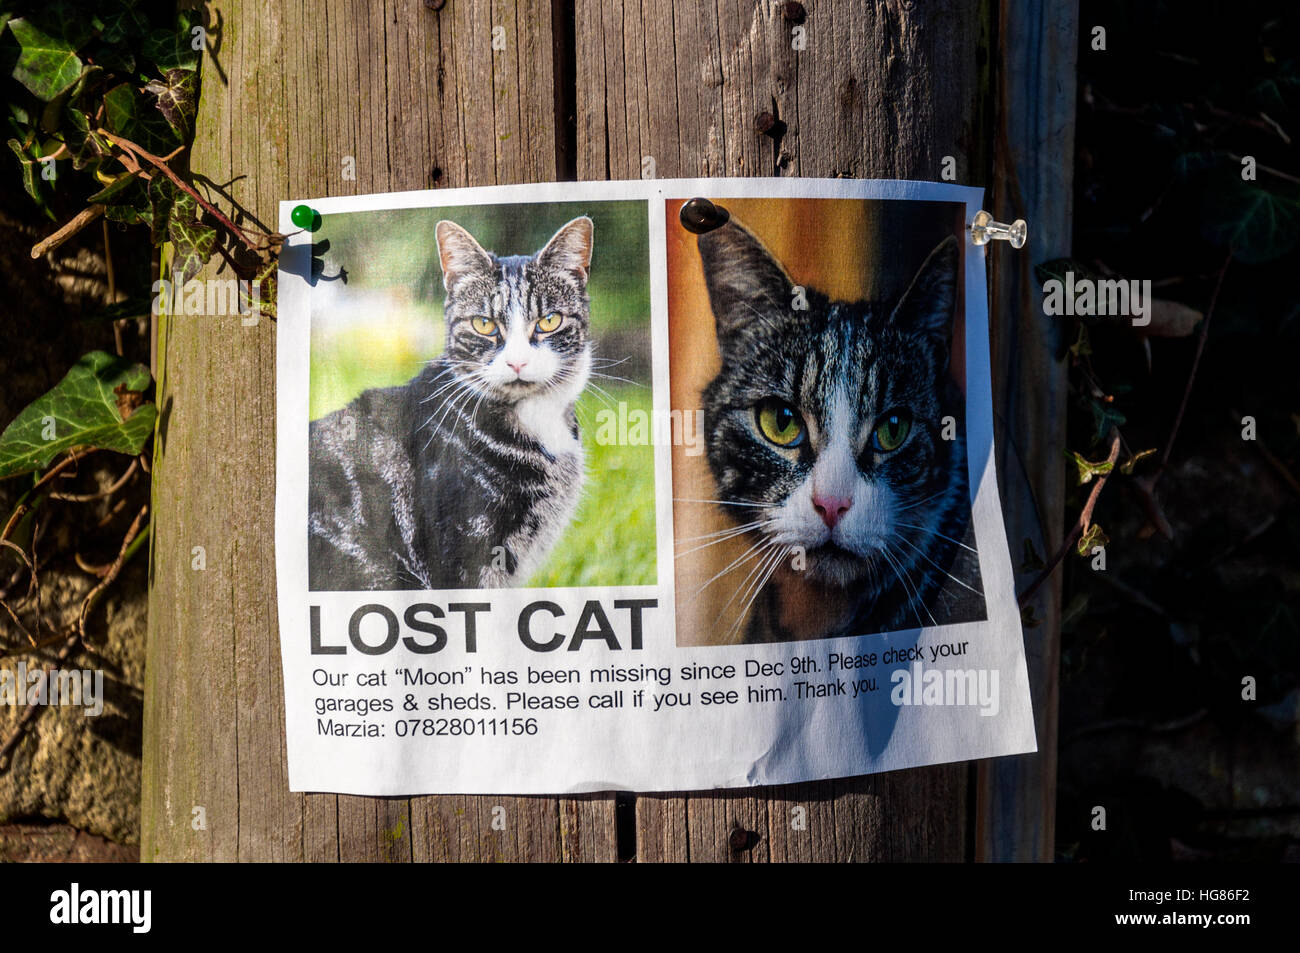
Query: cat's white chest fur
[[511, 350, 590, 458], [513, 393, 582, 457]]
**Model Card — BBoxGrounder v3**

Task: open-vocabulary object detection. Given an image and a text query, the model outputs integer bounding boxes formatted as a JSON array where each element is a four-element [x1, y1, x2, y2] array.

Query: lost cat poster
[[275, 177, 1037, 795]]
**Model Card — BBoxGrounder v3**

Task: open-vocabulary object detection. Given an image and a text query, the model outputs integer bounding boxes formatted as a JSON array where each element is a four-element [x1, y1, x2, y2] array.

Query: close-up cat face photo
[[435, 216, 595, 403], [699, 221, 964, 594], [671, 203, 985, 643]]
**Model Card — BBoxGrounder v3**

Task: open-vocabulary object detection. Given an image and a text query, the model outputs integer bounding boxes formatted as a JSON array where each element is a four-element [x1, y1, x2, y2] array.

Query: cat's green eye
[[470, 316, 497, 336], [871, 411, 912, 452], [536, 312, 564, 333], [756, 399, 806, 448]]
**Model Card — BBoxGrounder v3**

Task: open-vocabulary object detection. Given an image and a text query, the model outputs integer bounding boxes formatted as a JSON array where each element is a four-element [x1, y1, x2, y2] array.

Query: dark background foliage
[[1056, 0, 1300, 861]]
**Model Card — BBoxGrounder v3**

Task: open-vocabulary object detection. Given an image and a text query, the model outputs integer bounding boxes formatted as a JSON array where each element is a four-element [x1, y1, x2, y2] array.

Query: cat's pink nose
[[506, 360, 528, 375], [812, 495, 852, 529]]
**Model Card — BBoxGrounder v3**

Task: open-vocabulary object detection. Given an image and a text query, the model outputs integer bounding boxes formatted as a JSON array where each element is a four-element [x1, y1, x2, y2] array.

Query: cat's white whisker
[[589, 371, 644, 387], [674, 519, 771, 543], [419, 371, 473, 404], [710, 538, 781, 633], [721, 544, 788, 644], [893, 521, 979, 555], [881, 547, 937, 628], [583, 381, 618, 410], [672, 497, 780, 508], [424, 376, 487, 449], [684, 536, 775, 604], [892, 533, 983, 596], [423, 379, 479, 443], [461, 378, 497, 437], [897, 490, 951, 512], [673, 520, 777, 557]]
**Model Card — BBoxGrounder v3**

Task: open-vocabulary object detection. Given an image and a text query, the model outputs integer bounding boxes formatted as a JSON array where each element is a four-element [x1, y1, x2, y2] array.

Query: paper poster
[[275, 177, 1036, 796]]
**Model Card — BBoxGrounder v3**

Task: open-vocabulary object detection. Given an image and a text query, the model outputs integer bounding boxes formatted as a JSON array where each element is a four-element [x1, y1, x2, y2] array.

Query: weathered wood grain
[[143, 0, 1070, 862], [576, 0, 988, 862], [977, 0, 1077, 862], [142, 0, 618, 862]]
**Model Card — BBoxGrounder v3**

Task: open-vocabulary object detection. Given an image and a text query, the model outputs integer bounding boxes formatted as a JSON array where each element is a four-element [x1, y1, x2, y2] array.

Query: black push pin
[[679, 197, 730, 234]]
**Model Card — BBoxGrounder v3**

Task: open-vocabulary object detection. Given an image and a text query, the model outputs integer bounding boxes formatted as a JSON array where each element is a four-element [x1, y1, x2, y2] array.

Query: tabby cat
[[692, 217, 986, 641], [308, 216, 594, 591]]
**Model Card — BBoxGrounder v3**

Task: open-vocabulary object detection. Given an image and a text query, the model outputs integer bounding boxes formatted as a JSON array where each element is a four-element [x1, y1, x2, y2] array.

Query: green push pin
[[291, 204, 321, 232]]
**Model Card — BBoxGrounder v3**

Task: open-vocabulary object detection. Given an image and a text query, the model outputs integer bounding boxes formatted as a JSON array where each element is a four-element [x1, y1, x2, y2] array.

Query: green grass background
[[308, 200, 656, 588]]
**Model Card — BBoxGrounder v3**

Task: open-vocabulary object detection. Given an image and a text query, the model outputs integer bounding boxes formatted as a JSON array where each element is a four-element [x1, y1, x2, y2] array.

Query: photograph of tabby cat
[[307, 216, 595, 591], [674, 205, 986, 643]]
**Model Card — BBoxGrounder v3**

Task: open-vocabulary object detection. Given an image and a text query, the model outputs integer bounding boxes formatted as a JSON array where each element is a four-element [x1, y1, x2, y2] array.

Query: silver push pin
[[970, 210, 1027, 249]]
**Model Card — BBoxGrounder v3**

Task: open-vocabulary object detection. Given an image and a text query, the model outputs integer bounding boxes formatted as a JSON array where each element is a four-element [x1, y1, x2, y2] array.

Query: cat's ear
[[537, 216, 594, 283], [436, 221, 494, 292], [891, 235, 959, 346], [697, 220, 793, 340]]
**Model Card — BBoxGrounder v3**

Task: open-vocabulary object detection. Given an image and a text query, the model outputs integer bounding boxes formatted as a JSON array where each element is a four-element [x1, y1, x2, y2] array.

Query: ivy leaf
[[66, 62, 101, 105], [86, 170, 141, 204], [1202, 181, 1300, 264], [142, 9, 201, 74], [0, 351, 156, 480], [143, 69, 197, 141], [7, 135, 47, 205], [102, 177, 149, 225], [1065, 448, 1115, 485], [82, 41, 136, 76], [80, 297, 153, 324], [7, 101, 32, 131], [1089, 399, 1127, 445], [97, 0, 151, 45], [167, 190, 217, 283], [103, 81, 180, 157], [1076, 523, 1109, 557], [1119, 447, 1158, 475], [8, 14, 92, 101], [145, 175, 176, 245], [169, 217, 217, 284], [246, 257, 278, 320], [63, 105, 110, 170]]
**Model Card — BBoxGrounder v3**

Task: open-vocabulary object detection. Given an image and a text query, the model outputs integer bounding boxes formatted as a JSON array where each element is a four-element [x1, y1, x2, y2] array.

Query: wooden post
[[142, 0, 616, 862], [978, 0, 1077, 862], [143, 0, 1071, 861]]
